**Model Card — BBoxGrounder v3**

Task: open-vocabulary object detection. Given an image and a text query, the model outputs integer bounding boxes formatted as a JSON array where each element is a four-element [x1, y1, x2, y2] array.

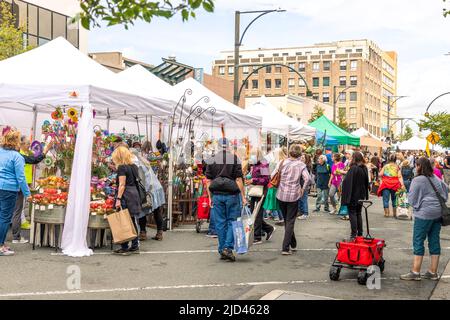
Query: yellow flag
[[425, 140, 431, 157]]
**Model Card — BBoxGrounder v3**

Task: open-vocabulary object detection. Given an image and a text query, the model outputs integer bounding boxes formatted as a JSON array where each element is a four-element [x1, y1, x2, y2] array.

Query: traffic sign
[[426, 132, 440, 145]]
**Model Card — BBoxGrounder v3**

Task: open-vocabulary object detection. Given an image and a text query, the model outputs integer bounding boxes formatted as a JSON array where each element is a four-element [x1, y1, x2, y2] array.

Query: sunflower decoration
[[51, 107, 64, 121], [67, 108, 78, 122], [43, 156, 55, 168]]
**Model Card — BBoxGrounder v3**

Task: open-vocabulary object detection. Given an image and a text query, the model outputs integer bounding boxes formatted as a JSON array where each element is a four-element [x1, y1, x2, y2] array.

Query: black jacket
[[21, 153, 45, 165], [341, 164, 369, 206]]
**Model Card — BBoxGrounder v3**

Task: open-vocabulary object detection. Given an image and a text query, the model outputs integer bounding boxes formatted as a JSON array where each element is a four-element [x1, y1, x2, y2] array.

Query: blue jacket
[[316, 163, 331, 189], [0, 148, 31, 196]]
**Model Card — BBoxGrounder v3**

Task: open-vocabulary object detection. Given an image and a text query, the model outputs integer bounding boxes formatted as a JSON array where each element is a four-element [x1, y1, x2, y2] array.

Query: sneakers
[[21, 221, 31, 230], [400, 271, 421, 281], [113, 248, 131, 256], [422, 271, 439, 280], [324, 208, 331, 213], [275, 220, 284, 226], [128, 247, 140, 254], [253, 239, 263, 245], [329, 209, 337, 215], [266, 227, 276, 241], [313, 209, 320, 213], [12, 238, 29, 244], [298, 215, 308, 220], [206, 233, 218, 238], [340, 216, 350, 221], [281, 251, 292, 255], [221, 248, 236, 262], [0, 247, 15, 256]]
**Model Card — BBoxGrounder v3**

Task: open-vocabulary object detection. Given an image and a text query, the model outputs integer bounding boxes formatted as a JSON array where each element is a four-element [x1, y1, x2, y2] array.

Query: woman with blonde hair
[[112, 146, 142, 255], [0, 129, 31, 256]]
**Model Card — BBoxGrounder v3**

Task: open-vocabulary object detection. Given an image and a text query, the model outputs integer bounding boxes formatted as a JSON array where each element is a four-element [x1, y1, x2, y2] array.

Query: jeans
[[382, 189, 397, 208], [270, 210, 283, 220], [316, 188, 329, 210], [251, 196, 274, 241], [348, 204, 363, 238], [279, 200, 299, 252], [208, 205, 217, 235], [211, 193, 242, 253], [12, 191, 25, 240], [119, 198, 139, 250], [413, 217, 441, 256], [0, 190, 18, 245], [329, 185, 339, 209], [298, 189, 309, 216], [404, 180, 412, 193]]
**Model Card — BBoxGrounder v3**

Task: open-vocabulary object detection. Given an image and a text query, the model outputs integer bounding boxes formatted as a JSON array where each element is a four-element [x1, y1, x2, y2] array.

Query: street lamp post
[[233, 9, 286, 105], [386, 95, 407, 142], [424, 92, 450, 117], [333, 85, 355, 123]]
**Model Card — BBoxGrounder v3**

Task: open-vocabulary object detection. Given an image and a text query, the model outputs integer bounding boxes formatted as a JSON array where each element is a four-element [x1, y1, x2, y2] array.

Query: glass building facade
[[1, 0, 79, 48]]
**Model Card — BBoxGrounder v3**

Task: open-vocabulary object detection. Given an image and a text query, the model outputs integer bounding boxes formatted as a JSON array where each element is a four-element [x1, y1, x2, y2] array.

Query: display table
[[31, 204, 65, 252], [88, 213, 113, 249]]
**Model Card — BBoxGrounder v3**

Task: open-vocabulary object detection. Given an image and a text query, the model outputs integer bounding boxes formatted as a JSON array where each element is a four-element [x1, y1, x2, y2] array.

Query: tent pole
[[150, 116, 153, 148], [135, 116, 141, 138], [145, 115, 149, 141], [106, 108, 110, 131], [167, 116, 174, 231], [29, 104, 38, 246], [286, 126, 290, 151]]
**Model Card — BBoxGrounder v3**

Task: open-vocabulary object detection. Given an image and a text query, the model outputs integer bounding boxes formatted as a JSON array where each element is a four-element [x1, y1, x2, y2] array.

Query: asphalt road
[[1, 195, 449, 300]]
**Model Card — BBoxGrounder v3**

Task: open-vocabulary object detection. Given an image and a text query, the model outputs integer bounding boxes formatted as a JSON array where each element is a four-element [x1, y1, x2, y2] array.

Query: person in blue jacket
[[0, 129, 31, 256], [313, 155, 331, 213]]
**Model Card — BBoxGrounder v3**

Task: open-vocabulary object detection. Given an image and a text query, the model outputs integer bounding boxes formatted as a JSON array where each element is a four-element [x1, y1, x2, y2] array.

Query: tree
[[308, 104, 324, 123], [0, 2, 31, 61], [419, 112, 450, 148], [336, 108, 349, 131], [400, 124, 413, 142], [444, 0, 450, 17], [78, 0, 215, 29]]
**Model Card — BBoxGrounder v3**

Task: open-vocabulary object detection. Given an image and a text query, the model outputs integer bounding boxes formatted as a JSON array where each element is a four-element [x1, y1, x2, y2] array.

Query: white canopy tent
[[0, 37, 173, 257], [246, 96, 316, 140], [398, 136, 447, 152]]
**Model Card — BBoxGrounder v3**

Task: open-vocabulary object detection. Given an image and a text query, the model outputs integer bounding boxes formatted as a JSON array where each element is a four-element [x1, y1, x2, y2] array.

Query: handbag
[[270, 159, 285, 188], [130, 165, 152, 209], [425, 177, 450, 226], [248, 185, 264, 198], [107, 208, 138, 244]]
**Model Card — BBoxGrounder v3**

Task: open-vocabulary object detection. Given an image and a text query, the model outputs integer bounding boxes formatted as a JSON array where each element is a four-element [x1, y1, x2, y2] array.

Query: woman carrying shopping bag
[[112, 146, 142, 255]]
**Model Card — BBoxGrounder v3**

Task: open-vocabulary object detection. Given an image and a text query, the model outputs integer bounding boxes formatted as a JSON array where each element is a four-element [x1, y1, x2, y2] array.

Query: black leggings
[[348, 204, 363, 238], [138, 207, 164, 233]]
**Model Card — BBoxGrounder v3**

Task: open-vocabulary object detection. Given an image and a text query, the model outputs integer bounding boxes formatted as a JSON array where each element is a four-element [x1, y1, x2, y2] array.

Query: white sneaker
[[12, 238, 29, 244], [298, 215, 308, 220], [329, 209, 337, 215], [0, 248, 15, 256]]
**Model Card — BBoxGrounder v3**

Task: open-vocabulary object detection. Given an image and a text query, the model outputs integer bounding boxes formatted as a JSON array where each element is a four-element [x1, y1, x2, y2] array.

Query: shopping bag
[[241, 206, 254, 250], [196, 196, 210, 220], [232, 218, 248, 254], [107, 208, 138, 244]]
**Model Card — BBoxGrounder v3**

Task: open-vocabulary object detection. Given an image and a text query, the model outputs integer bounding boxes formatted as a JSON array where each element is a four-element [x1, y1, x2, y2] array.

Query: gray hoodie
[[408, 175, 449, 220]]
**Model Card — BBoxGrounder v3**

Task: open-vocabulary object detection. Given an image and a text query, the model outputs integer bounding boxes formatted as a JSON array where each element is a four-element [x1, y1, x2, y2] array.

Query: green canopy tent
[[309, 115, 360, 146]]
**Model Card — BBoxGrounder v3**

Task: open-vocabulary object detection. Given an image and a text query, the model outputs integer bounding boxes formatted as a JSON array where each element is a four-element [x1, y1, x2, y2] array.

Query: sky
[[89, 0, 450, 133]]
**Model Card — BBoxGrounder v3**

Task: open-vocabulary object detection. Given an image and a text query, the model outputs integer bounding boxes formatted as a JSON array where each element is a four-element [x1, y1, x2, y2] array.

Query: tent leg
[[167, 117, 174, 231], [106, 108, 110, 132]]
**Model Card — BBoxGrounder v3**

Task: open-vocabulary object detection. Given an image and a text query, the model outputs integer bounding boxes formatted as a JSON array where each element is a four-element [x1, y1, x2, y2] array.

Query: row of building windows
[[382, 74, 394, 89], [365, 93, 381, 108], [231, 48, 364, 59], [1, 0, 79, 48]]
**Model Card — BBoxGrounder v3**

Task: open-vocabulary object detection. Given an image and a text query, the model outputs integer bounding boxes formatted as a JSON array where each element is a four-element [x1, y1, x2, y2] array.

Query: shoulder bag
[[270, 159, 285, 188], [130, 165, 153, 209], [425, 176, 450, 226]]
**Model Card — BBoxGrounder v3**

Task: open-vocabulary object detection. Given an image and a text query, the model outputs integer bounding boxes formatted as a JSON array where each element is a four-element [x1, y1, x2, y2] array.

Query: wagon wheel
[[329, 266, 341, 281], [377, 258, 385, 273], [195, 221, 202, 233], [357, 270, 368, 285]]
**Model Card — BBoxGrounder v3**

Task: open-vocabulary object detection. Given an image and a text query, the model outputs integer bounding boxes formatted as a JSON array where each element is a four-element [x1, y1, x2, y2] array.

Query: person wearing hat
[[205, 137, 247, 262]]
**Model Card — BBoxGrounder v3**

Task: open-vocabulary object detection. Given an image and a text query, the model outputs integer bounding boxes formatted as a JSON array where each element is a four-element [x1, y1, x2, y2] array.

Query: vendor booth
[[352, 127, 388, 154], [308, 116, 360, 147]]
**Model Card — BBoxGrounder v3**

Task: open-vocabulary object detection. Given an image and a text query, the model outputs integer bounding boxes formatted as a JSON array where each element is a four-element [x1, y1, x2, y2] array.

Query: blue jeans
[[119, 198, 139, 250], [0, 190, 18, 245], [413, 217, 441, 256], [271, 210, 283, 220], [211, 193, 242, 253], [382, 189, 397, 209], [208, 207, 217, 235], [298, 189, 309, 216], [316, 188, 329, 210]]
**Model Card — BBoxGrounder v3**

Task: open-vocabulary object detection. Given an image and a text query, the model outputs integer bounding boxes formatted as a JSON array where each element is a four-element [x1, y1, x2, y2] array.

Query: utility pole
[[233, 11, 240, 106]]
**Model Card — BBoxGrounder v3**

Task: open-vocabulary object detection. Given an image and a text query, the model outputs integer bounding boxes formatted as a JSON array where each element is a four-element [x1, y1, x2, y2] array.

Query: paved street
[[1, 195, 449, 300]]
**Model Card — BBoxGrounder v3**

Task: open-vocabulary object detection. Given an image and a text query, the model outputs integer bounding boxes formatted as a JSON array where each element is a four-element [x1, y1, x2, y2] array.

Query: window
[[349, 107, 356, 118], [258, 54, 264, 57], [265, 79, 272, 89], [27, 35, 37, 47], [282, 52, 289, 56], [266, 66, 272, 73], [288, 63, 296, 71], [242, 66, 249, 74], [243, 80, 249, 89], [350, 60, 358, 71], [12, 0, 27, 30], [218, 66, 225, 75], [340, 60, 347, 71], [356, 49, 363, 53], [323, 93, 330, 103], [288, 78, 295, 88], [38, 37, 49, 46], [312, 62, 320, 72], [319, 50, 326, 54], [313, 77, 319, 87], [295, 52, 302, 56], [252, 80, 258, 89], [323, 61, 331, 71], [275, 79, 282, 89], [38, 8, 51, 39], [52, 12, 66, 38], [67, 19, 79, 48], [339, 92, 346, 102], [299, 79, 306, 87], [323, 77, 330, 87], [275, 66, 282, 73], [28, 4, 38, 35], [298, 63, 305, 72], [228, 66, 234, 75], [312, 93, 319, 100], [329, 50, 336, 54], [273, 53, 279, 57], [350, 76, 357, 86], [339, 76, 346, 86], [350, 92, 357, 101]]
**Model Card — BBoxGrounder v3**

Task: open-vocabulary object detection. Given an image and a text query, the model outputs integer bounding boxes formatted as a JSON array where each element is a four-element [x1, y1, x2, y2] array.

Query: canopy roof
[[315, 130, 339, 146], [398, 136, 447, 152], [308, 115, 360, 146], [173, 78, 262, 129], [0, 37, 173, 116], [352, 127, 388, 148], [246, 97, 316, 140]]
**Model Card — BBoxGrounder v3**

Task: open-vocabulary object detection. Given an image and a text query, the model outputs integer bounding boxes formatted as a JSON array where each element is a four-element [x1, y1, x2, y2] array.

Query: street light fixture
[[332, 85, 356, 123], [233, 9, 286, 105], [424, 91, 450, 117], [386, 95, 407, 142]]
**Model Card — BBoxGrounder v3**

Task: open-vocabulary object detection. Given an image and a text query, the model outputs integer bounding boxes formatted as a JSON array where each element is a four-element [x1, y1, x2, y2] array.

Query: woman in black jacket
[[341, 152, 370, 239]]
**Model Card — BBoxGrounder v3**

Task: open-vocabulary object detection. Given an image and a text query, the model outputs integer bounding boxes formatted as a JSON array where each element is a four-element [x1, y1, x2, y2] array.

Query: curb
[[430, 259, 450, 300]]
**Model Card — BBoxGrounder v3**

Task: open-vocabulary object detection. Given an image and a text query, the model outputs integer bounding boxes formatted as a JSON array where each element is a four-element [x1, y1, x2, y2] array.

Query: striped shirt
[[275, 158, 310, 202]]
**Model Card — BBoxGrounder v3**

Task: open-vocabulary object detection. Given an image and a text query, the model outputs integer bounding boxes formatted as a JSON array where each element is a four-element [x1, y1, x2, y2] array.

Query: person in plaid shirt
[[274, 144, 310, 255]]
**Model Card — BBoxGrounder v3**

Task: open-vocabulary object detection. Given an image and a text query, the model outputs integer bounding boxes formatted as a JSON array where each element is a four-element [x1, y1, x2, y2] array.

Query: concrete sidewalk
[[430, 259, 450, 300]]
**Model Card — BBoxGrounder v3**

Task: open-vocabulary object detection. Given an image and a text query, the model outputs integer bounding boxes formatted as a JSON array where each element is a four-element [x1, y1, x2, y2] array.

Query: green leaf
[[202, 1, 214, 12], [190, 0, 202, 9], [81, 16, 91, 30], [181, 8, 189, 21]]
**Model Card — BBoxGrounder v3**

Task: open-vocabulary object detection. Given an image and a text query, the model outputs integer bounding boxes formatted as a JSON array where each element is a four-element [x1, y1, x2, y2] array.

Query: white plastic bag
[[241, 206, 254, 250]]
